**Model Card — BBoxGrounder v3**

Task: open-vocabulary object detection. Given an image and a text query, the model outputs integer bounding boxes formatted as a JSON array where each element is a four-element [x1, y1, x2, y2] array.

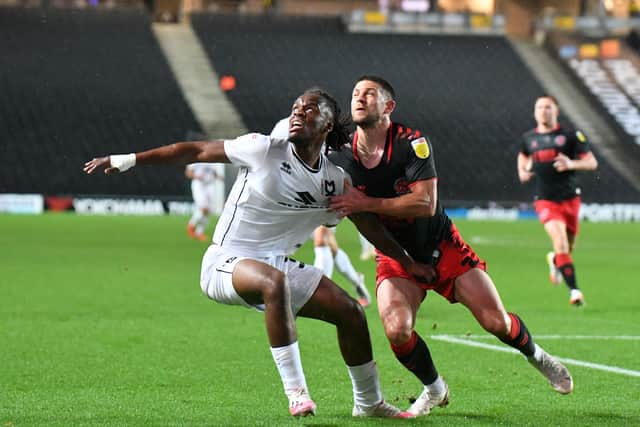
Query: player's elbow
[[415, 203, 436, 218]]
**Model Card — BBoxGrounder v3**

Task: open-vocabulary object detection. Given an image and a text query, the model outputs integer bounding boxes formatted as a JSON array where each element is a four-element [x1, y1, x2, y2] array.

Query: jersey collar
[[536, 124, 560, 134], [291, 145, 322, 173]]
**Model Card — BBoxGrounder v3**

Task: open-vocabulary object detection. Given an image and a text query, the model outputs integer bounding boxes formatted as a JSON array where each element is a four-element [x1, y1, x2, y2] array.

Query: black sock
[[555, 253, 578, 290], [391, 331, 439, 386], [498, 313, 536, 357]]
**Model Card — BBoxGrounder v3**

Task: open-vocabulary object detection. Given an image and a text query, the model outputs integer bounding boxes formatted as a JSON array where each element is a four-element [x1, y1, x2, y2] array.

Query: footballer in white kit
[[185, 162, 224, 240], [187, 163, 222, 210], [84, 89, 420, 419], [201, 132, 347, 313]]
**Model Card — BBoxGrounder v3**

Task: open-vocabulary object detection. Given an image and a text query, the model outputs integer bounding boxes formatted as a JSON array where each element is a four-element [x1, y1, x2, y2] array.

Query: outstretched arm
[[83, 140, 228, 175], [349, 212, 437, 282]]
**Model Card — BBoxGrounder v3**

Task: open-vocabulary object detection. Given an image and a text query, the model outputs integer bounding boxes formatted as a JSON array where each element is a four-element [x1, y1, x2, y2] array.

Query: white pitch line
[[431, 335, 640, 378], [438, 334, 640, 341]]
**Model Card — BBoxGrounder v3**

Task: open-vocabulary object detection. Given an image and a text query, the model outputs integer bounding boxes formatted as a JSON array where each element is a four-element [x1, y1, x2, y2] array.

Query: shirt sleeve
[[572, 129, 591, 157], [405, 136, 437, 183], [270, 118, 290, 139], [223, 133, 270, 169]]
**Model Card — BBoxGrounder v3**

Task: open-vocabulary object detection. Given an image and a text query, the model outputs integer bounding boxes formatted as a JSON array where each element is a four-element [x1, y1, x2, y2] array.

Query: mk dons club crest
[[411, 137, 430, 159]]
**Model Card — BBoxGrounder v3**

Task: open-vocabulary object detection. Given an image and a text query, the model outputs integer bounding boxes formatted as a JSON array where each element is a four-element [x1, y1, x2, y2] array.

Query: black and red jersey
[[329, 122, 451, 264], [520, 125, 592, 201]]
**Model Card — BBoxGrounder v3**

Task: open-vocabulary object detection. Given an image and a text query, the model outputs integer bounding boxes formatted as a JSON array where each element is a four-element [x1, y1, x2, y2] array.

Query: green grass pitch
[[1, 214, 638, 426]]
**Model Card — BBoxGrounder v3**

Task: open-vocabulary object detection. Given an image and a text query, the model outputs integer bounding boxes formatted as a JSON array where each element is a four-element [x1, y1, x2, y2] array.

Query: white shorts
[[191, 180, 216, 210], [200, 245, 324, 315]]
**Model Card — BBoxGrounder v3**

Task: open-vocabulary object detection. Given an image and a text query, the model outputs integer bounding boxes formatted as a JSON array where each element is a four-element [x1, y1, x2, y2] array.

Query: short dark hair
[[537, 94, 559, 106], [355, 75, 396, 100], [303, 88, 352, 152]]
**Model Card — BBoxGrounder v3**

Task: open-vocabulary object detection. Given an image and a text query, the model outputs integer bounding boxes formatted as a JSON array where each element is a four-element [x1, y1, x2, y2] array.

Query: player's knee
[[380, 310, 413, 345], [260, 270, 289, 304], [479, 310, 508, 336], [335, 296, 367, 326]]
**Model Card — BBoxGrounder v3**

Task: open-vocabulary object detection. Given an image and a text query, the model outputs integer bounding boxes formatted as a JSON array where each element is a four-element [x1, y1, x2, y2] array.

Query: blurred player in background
[[271, 118, 372, 307], [358, 233, 376, 260], [329, 76, 574, 417], [85, 88, 429, 419], [185, 162, 223, 241], [518, 95, 598, 307], [311, 225, 371, 307]]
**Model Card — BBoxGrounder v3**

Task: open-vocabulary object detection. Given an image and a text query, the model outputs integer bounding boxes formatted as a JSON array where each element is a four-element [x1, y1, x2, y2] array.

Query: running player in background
[[271, 118, 372, 307], [329, 76, 574, 417], [85, 88, 423, 419], [185, 162, 223, 241], [518, 95, 598, 307], [312, 225, 371, 307]]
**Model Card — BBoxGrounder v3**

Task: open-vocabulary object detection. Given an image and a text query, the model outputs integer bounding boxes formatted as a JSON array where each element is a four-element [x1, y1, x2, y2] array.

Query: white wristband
[[110, 153, 136, 172]]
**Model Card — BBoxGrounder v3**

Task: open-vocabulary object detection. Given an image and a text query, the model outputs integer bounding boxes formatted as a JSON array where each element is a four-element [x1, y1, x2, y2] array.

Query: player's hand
[[518, 168, 535, 183], [330, 182, 370, 218], [553, 153, 574, 172], [406, 262, 438, 284], [83, 156, 120, 175], [518, 157, 534, 183]]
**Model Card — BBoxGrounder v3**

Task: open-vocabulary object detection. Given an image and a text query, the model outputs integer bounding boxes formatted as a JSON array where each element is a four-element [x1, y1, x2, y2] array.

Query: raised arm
[[83, 140, 228, 175]]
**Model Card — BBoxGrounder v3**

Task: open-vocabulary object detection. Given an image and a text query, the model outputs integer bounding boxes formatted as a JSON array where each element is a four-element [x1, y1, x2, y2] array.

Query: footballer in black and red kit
[[329, 122, 485, 302], [518, 94, 598, 308], [520, 125, 591, 230], [329, 78, 574, 415]]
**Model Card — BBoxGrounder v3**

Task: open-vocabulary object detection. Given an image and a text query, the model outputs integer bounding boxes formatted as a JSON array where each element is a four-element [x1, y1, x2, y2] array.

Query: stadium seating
[[1, 8, 637, 204], [0, 6, 202, 196], [191, 13, 640, 204]]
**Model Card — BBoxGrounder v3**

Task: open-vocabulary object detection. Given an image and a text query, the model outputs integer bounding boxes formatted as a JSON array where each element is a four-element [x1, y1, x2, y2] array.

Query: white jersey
[[213, 133, 345, 257]]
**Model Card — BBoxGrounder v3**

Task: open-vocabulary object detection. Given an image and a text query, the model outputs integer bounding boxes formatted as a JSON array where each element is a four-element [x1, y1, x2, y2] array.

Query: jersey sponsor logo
[[323, 180, 336, 197], [576, 130, 586, 143], [410, 137, 430, 159], [554, 135, 566, 146], [533, 148, 557, 163], [531, 140, 538, 148], [280, 161, 292, 174], [293, 191, 317, 205]]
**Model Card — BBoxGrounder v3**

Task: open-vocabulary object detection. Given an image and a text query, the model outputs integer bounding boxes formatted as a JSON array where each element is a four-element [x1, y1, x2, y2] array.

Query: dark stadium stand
[[0, 6, 202, 197], [191, 13, 640, 204], [1, 9, 637, 204]]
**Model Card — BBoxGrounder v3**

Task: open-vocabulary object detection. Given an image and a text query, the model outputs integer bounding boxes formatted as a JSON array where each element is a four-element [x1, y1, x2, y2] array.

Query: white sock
[[189, 208, 204, 227], [270, 341, 308, 397], [426, 375, 446, 394], [196, 215, 209, 235], [314, 246, 334, 277], [529, 343, 544, 362], [359, 233, 374, 253], [334, 249, 361, 288], [347, 360, 382, 408]]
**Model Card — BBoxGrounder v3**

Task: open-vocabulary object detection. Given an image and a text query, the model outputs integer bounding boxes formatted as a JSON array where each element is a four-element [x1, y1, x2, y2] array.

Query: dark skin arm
[[83, 140, 228, 175], [348, 212, 437, 283]]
